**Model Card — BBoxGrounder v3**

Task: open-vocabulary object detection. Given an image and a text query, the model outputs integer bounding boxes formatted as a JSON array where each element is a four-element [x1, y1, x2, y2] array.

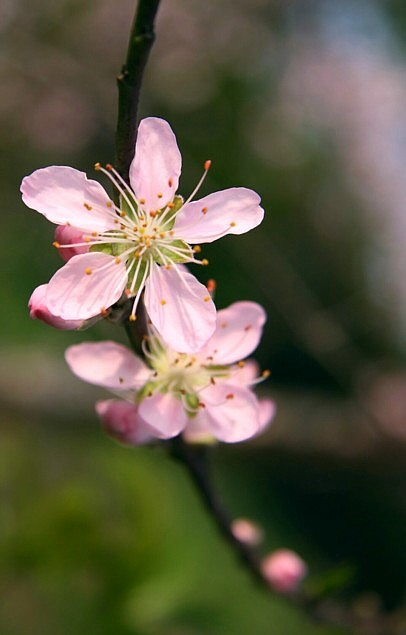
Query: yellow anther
[[230, 221, 236, 227], [84, 236, 91, 243], [169, 230, 174, 236], [203, 295, 211, 302], [159, 232, 165, 239], [160, 299, 167, 305], [140, 198, 145, 204], [129, 315, 137, 322], [201, 258, 209, 266], [100, 307, 109, 317], [91, 232, 97, 237], [204, 159, 212, 170], [220, 321, 228, 329], [262, 369, 271, 378], [165, 265, 172, 270], [157, 193, 163, 199], [237, 361, 245, 368], [83, 203, 92, 211], [94, 162, 101, 170], [106, 201, 113, 208], [52, 241, 60, 248], [85, 267, 92, 275], [193, 245, 201, 253], [115, 257, 121, 264], [201, 207, 208, 214], [149, 210, 157, 217], [119, 210, 126, 217], [168, 202, 175, 209]]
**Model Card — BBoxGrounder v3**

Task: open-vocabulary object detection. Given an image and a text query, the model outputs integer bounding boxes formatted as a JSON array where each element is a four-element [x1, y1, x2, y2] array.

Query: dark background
[[2, 1, 406, 632]]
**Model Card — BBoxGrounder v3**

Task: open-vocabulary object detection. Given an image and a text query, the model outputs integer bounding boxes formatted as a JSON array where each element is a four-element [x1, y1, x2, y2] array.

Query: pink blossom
[[65, 302, 275, 443], [261, 549, 307, 594], [21, 118, 264, 353]]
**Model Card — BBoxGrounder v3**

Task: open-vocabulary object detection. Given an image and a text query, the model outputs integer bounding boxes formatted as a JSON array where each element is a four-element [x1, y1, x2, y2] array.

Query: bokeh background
[[2, 0, 406, 633]]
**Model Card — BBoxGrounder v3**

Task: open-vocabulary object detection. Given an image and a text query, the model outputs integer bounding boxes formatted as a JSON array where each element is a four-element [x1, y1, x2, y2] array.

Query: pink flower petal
[[225, 360, 259, 385], [29, 284, 84, 330], [197, 383, 261, 442], [198, 302, 266, 365], [173, 188, 264, 244], [258, 398, 277, 432], [46, 252, 127, 320], [129, 118, 181, 212], [65, 341, 150, 390], [138, 392, 187, 438], [54, 225, 89, 262], [144, 264, 216, 353], [21, 166, 115, 232], [96, 399, 155, 445]]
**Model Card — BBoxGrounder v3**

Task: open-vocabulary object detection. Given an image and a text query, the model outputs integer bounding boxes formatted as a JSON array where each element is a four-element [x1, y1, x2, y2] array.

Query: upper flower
[[65, 301, 275, 444], [21, 118, 264, 353]]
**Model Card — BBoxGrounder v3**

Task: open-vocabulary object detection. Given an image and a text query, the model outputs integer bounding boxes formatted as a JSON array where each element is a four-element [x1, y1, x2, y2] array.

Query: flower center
[[138, 334, 230, 415]]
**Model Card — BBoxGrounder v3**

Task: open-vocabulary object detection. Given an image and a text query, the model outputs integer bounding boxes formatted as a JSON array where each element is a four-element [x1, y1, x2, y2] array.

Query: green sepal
[[120, 193, 139, 219], [156, 239, 192, 264], [89, 239, 130, 257], [184, 392, 199, 417], [161, 195, 183, 230], [89, 242, 114, 256], [127, 256, 148, 293]]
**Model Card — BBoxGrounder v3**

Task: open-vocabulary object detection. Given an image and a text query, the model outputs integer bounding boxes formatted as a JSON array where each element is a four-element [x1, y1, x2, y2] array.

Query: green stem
[[115, 0, 161, 182]]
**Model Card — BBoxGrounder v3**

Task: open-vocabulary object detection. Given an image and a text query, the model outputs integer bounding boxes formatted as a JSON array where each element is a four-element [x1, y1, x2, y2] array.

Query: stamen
[[207, 279, 216, 295], [183, 159, 212, 207]]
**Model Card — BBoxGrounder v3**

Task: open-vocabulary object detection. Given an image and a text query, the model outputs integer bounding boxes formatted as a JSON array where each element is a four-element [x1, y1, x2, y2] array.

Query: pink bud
[[261, 549, 307, 594], [96, 400, 154, 446], [231, 518, 264, 546], [29, 284, 84, 330], [54, 225, 89, 262]]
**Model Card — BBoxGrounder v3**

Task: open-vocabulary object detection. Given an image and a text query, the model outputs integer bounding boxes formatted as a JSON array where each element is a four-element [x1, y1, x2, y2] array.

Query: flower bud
[[96, 400, 154, 446], [261, 549, 307, 594], [54, 225, 88, 262], [231, 518, 263, 546], [29, 284, 84, 330]]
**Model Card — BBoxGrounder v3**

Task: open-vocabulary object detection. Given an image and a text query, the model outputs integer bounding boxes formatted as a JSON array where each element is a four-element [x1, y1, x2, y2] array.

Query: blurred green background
[[2, 0, 406, 632]]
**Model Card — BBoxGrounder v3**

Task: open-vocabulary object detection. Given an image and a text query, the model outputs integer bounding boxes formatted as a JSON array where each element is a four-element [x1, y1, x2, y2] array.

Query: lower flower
[[65, 301, 276, 444]]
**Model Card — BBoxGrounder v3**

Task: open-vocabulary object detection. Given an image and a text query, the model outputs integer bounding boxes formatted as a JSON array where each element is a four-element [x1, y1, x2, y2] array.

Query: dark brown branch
[[169, 436, 270, 589], [115, 0, 161, 182]]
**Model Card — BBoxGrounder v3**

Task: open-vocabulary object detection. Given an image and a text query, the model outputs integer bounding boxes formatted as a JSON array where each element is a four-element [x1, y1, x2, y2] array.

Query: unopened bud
[[54, 225, 89, 262], [261, 549, 307, 594], [96, 399, 154, 446], [29, 284, 84, 330], [231, 518, 263, 546]]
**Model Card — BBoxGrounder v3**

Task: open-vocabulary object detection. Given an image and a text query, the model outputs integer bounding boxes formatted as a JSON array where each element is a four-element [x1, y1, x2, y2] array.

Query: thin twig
[[169, 436, 271, 589], [115, 0, 161, 182]]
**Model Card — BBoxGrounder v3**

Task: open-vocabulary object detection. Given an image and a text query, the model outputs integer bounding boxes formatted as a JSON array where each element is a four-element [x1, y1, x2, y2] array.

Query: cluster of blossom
[[22, 117, 275, 445]]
